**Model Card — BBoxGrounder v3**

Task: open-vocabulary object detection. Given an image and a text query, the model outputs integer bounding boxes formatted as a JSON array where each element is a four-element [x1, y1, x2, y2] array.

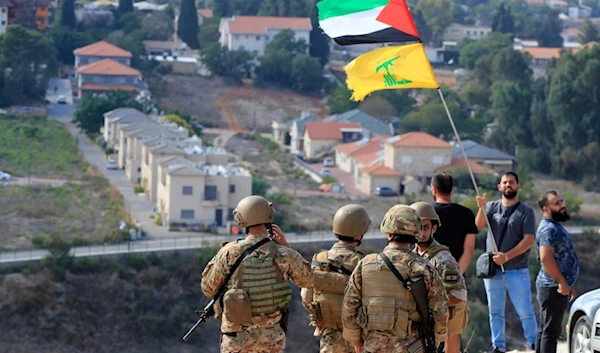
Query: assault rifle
[[182, 298, 217, 341]]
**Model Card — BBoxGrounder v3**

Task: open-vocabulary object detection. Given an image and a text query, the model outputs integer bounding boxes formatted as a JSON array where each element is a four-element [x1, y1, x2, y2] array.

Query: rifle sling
[[379, 252, 430, 325]]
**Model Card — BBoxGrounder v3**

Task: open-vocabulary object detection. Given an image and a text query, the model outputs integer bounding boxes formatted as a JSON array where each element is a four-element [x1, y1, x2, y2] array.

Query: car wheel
[[572, 315, 592, 353]]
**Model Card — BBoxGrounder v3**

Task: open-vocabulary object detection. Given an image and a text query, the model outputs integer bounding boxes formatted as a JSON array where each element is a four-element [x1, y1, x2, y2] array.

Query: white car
[[567, 288, 600, 353], [0, 171, 11, 181], [319, 168, 331, 176], [57, 95, 67, 104], [106, 160, 118, 170], [323, 157, 334, 167]]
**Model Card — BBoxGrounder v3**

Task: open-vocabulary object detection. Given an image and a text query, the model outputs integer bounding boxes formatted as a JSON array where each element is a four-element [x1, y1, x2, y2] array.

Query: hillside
[[0, 235, 597, 353]]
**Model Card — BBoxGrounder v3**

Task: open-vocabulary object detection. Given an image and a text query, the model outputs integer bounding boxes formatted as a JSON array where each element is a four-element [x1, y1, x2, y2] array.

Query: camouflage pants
[[319, 328, 353, 353], [361, 333, 423, 353], [220, 323, 286, 353]]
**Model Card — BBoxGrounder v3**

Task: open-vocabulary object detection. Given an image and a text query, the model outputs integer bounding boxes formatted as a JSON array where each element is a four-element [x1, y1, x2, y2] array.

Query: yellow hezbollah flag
[[344, 43, 438, 101]]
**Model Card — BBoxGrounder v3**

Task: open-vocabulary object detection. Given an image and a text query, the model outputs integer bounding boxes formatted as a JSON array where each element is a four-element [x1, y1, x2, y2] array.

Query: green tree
[[256, 49, 294, 87], [252, 176, 271, 196], [291, 56, 324, 94], [73, 90, 143, 136], [200, 43, 254, 81], [414, 0, 454, 44], [309, 0, 329, 66], [0, 25, 58, 106], [401, 98, 478, 139], [118, 0, 134, 16], [327, 85, 359, 114], [198, 17, 220, 45], [412, 9, 433, 45], [267, 29, 308, 55], [160, 114, 194, 136], [579, 19, 599, 44], [59, 0, 76, 28], [213, 0, 232, 17], [142, 11, 174, 41], [459, 32, 513, 70], [177, 0, 200, 49], [491, 3, 515, 36], [537, 10, 563, 48], [51, 26, 94, 64], [119, 12, 141, 34]]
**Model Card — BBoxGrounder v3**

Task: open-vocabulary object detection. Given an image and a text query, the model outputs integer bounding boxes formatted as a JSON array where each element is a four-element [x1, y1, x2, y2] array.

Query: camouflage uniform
[[301, 242, 363, 353], [202, 234, 313, 353], [342, 205, 449, 353], [342, 245, 449, 353]]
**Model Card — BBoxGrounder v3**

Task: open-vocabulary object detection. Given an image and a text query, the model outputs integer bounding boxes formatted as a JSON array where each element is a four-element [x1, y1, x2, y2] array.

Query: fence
[[0, 231, 387, 264]]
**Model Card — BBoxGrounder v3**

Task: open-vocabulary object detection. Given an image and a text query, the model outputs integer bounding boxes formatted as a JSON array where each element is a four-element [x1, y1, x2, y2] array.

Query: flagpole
[[437, 88, 503, 268]]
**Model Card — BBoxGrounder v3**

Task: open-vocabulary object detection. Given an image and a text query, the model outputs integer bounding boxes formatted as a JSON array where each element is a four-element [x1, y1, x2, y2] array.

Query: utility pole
[[28, 145, 32, 185]]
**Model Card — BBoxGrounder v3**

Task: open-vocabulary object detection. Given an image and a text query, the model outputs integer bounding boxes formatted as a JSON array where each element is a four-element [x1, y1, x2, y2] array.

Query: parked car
[[319, 168, 331, 176], [106, 160, 118, 170], [374, 186, 398, 196], [0, 171, 11, 181], [57, 95, 67, 104], [567, 288, 600, 353], [323, 157, 334, 167]]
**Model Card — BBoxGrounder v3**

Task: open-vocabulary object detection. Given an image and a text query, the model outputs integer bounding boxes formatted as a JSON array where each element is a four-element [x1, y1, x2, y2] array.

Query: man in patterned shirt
[[535, 190, 580, 353], [410, 202, 467, 353]]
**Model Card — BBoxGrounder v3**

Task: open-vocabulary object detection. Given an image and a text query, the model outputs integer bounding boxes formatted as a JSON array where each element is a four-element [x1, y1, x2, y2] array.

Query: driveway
[[310, 162, 363, 196]]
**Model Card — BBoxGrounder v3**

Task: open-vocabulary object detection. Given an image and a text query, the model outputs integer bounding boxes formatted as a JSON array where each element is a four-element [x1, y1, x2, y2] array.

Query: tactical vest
[[421, 243, 449, 261], [236, 240, 292, 316], [312, 250, 362, 330], [360, 252, 420, 338]]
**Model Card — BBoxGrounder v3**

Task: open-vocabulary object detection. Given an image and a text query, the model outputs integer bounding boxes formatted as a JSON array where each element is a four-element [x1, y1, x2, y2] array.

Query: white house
[[219, 16, 311, 57], [442, 23, 492, 45]]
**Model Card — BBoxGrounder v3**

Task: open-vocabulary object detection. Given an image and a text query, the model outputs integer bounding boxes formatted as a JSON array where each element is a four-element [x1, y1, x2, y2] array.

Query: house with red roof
[[76, 59, 142, 97], [383, 132, 453, 179], [302, 121, 361, 159], [73, 40, 133, 68], [218, 16, 311, 57]]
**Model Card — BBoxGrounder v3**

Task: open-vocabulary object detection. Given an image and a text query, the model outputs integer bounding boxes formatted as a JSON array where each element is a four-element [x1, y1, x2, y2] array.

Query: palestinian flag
[[317, 0, 420, 46]]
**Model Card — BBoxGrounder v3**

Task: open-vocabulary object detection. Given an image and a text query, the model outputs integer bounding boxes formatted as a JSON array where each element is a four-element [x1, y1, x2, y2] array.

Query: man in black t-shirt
[[431, 172, 478, 274]]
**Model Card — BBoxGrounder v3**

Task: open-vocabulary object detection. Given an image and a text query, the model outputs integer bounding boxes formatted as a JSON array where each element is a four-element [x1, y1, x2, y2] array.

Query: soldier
[[201, 195, 313, 353], [301, 204, 371, 353], [342, 205, 449, 353], [410, 202, 468, 353]]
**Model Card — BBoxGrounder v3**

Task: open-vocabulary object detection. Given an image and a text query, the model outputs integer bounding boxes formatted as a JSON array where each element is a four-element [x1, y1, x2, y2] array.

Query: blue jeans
[[484, 268, 538, 351]]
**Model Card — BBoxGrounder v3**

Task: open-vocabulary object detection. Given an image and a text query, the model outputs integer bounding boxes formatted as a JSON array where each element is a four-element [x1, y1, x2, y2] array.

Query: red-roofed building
[[76, 59, 142, 97], [334, 136, 389, 174], [520, 47, 575, 78], [437, 156, 496, 175], [303, 121, 361, 159], [383, 132, 452, 178], [197, 8, 213, 26], [356, 164, 402, 195], [74, 40, 133, 68], [219, 16, 311, 57]]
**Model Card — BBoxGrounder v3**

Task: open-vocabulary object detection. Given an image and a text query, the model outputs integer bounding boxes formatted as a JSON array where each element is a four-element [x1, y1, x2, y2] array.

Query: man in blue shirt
[[535, 190, 580, 353]]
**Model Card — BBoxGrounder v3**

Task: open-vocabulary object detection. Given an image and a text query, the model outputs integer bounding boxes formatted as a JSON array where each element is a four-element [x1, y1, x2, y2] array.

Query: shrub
[[155, 214, 163, 226], [133, 185, 144, 193], [322, 175, 337, 184]]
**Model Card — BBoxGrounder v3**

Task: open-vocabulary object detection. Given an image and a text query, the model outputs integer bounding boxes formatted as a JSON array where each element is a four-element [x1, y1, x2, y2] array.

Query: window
[[1, 20, 4, 25], [229, 184, 235, 193], [400, 155, 413, 164], [181, 210, 195, 219], [204, 185, 217, 200], [228, 208, 235, 221], [480, 31, 484, 35], [432, 156, 444, 165], [182, 186, 193, 195], [466, 30, 470, 35], [256, 36, 260, 40]]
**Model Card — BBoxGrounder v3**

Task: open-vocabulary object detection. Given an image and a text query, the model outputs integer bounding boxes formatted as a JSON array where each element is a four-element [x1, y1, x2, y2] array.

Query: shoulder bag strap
[[379, 252, 410, 289], [219, 237, 271, 295]]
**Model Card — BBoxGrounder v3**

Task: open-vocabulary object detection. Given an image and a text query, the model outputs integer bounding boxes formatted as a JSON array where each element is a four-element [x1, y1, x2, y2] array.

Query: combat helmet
[[380, 204, 422, 240], [409, 202, 441, 226], [233, 195, 275, 228], [332, 204, 371, 241]]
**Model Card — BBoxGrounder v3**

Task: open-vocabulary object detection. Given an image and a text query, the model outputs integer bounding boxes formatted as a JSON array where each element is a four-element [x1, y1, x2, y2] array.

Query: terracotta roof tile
[[361, 164, 402, 176], [563, 27, 581, 36], [77, 59, 140, 76], [437, 156, 495, 175], [73, 40, 133, 57], [197, 9, 213, 18], [386, 132, 451, 148], [80, 83, 139, 91], [227, 16, 311, 35], [336, 136, 389, 165], [520, 47, 565, 59], [304, 122, 361, 140]]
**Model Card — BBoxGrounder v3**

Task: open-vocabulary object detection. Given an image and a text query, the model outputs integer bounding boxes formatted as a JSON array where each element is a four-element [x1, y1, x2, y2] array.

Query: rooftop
[[81, 83, 139, 91], [197, 8, 213, 18], [73, 40, 133, 57], [520, 47, 565, 59], [361, 164, 402, 176], [166, 163, 251, 177], [452, 140, 515, 160], [437, 156, 496, 175], [335, 136, 389, 165], [77, 58, 140, 76], [386, 132, 452, 148], [225, 16, 311, 35], [325, 109, 392, 136], [304, 121, 361, 140]]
